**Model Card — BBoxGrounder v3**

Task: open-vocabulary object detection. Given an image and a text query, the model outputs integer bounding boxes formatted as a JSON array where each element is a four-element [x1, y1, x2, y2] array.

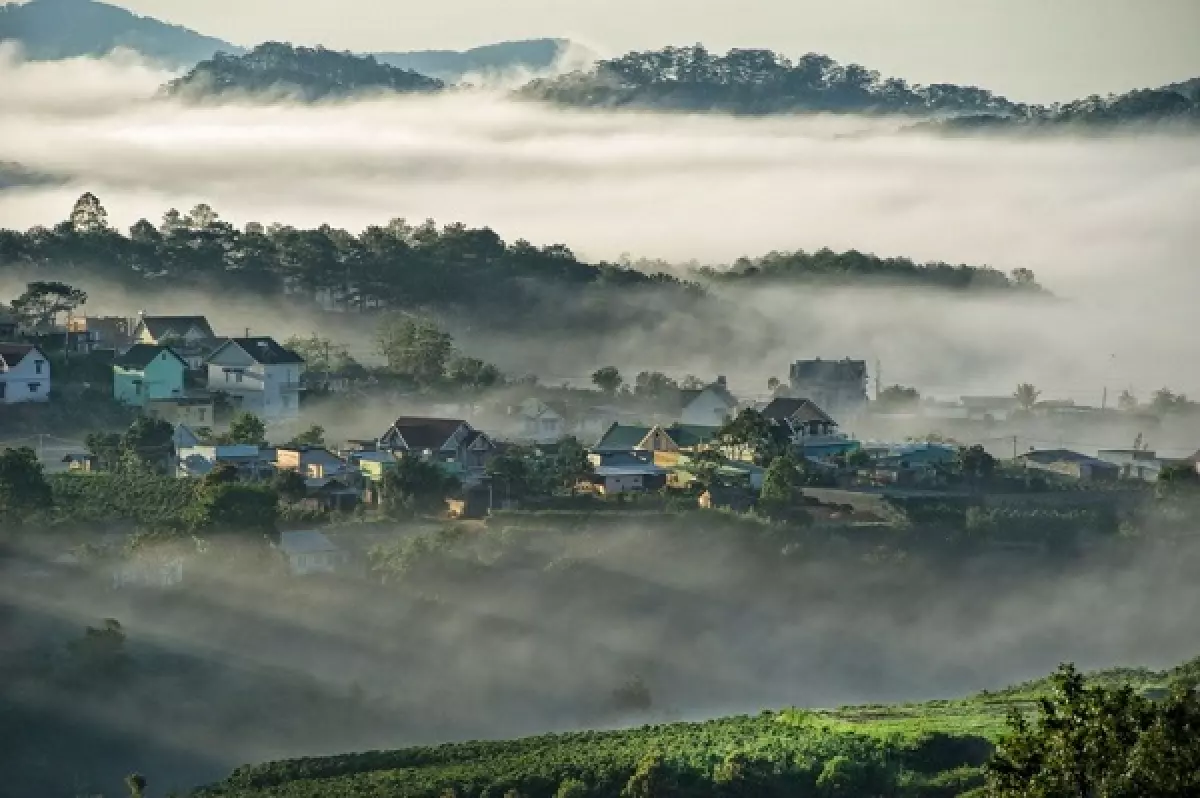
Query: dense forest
[[519, 45, 1020, 115], [0, 194, 1043, 342], [165, 42, 445, 100], [520, 45, 1200, 127]]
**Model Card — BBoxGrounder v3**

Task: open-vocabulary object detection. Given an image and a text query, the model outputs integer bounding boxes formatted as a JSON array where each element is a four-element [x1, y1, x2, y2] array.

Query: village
[[4, 306, 1200, 586]]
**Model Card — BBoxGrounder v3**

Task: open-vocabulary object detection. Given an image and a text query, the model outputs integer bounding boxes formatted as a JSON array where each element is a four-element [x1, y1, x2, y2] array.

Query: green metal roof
[[594, 423, 651, 451]]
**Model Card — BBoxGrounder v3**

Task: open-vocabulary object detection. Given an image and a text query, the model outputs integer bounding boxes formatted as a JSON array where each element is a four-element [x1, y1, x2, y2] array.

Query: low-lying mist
[[2, 50, 1199, 397], [5, 523, 1200, 796]]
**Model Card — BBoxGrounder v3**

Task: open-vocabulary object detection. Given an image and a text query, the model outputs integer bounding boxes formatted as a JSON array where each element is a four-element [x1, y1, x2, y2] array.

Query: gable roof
[[594, 423, 652, 452], [681, 382, 736, 410], [114, 343, 188, 371], [761, 397, 835, 425], [384, 417, 469, 451], [0, 343, 37, 369], [211, 337, 305, 366], [137, 315, 215, 340], [1019, 449, 1116, 468], [663, 423, 720, 448]]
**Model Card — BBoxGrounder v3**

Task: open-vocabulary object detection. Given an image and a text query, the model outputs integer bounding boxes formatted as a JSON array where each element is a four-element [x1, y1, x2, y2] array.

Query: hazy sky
[[91, 0, 1200, 102]]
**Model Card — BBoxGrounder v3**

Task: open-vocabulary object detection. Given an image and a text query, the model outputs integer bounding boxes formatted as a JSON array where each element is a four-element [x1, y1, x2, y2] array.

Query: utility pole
[[874, 358, 881, 401], [1101, 386, 1108, 411], [1012, 435, 1018, 460]]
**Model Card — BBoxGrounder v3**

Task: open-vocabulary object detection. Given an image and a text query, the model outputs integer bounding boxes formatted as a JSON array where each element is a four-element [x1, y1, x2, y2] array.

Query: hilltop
[[165, 42, 444, 100], [0, 0, 240, 66]]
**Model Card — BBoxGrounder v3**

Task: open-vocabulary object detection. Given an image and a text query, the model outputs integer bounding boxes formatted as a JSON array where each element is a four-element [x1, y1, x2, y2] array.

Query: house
[[206, 337, 305, 422], [679, 377, 737, 426], [113, 344, 188, 407], [278, 530, 349, 576], [113, 554, 185, 589], [1017, 449, 1120, 482], [133, 314, 216, 346], [0, 344, 50, 404], [61, 453, 98, 473], [378, 417, 496, 476], [591, 423, 720, 465], [176, 443, 273, 480], [875, 443, 959, 470], [761, 397, 859, 460], [274, 445, 361, 510], [67, 315, 133, 353], [132, 314, 218, 369], [515, 398, 566, 443], [1095, 449, 1178, 483], [583, 452, 668, 495], [788, 358, 868, 416]]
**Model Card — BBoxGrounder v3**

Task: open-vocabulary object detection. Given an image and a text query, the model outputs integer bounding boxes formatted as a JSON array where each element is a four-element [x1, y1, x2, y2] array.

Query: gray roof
[[0, 343, 36, 367], [790, 358, 867, 382], [761, 397, 835, 425], [214, 337, 305, 365], [138, 315, 215, 340], [1019, 449, 1116, 468], [279, 530, 339, 555], [114, 343, 187, 370]]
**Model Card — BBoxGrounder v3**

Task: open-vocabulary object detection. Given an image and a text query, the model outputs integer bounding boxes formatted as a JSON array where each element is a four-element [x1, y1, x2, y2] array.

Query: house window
[[236, 372, 243, 383], [197, 408, 206, 422], [34, 360, 44, 375], [29, 382, 41, 393], [0, 383, 6, 400], [225, 371, 231, 383]]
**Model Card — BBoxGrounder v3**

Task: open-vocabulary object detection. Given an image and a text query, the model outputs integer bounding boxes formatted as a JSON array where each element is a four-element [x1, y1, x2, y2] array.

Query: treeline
[[0, 193, 694, 331], [166, 42, 445, 100], [521, 45, 1200, 127], [700, 249, 1041, 292], [520, 45, 1019, 115]]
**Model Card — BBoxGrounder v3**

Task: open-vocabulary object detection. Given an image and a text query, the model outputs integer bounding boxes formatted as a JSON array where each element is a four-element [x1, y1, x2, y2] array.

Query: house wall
[[0, 349, 50, 404], [114, 351, 186, 407], [681, 390, 734, 426], [146, 400, 214, 427], [207, 346, 302, 421]]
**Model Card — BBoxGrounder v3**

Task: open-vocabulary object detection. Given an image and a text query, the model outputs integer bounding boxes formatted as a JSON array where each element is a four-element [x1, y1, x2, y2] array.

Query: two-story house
[[274, 445, 361, 510], [113, 344, 188, 407], [788, 358, 868, 417], [132, 314, 217, 369], [378, 417, 496, 478], [0, 344, 50, 404], [760, 397, 858, 459], [514, 398, 566, 443], [206, 337, 305, 422]]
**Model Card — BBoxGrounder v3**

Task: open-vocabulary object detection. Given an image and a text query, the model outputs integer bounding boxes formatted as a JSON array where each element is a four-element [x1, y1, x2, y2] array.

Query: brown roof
[[761, 397, 834, 425], [384, 417, 469, 451], [0, 343, 36, 368]]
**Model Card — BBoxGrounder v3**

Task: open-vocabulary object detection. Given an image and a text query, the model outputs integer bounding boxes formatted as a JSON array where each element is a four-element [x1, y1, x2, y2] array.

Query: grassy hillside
[[193, 659, 1193, 798]]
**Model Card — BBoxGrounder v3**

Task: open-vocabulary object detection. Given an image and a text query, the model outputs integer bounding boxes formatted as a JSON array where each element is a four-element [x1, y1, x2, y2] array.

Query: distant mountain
[[0, 0, 240, 66], [518, 45, 1023, 116], [165, 42, 444, 100], [373, 38, 587, 82], [1163, 77, 1200, 102], [934, 85, 1200, 132]]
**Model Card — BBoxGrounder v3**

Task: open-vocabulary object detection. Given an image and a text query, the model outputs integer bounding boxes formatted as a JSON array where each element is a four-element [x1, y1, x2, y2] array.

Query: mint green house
[[113, 344, 188, 407]]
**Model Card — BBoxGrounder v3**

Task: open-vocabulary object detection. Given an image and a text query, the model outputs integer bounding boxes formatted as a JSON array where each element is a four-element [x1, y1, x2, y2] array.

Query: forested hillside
[[519, 45, 1021, 115], [0, 0, 239, 65], [519, 45, 1200, 128], [165, 42, 444, 100]]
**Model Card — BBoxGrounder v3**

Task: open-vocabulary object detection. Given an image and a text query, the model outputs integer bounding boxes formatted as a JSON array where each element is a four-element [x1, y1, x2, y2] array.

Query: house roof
[[137, 315, 215, 340], [761, 397, 835, 425], [594, 423, 652, 451], [680, 382, 737, 409], [279, 530, 339, 555], [385, 417, 469, 451], [1019, 449, 1116, 468], [0, 343, 36, 368], [663, 423, 720, 448], [218, 337, 305, 365], [594, 464, 667, 477], [114, 343, 188, 371]]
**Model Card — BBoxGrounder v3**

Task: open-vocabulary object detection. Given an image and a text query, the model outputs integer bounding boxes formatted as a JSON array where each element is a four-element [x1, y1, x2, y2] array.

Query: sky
[[77, 0, 1200, 102]]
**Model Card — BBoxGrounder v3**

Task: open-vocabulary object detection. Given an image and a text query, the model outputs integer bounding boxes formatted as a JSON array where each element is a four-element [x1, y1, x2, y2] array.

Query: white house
[[515, 398, 566, 443], [206, 337, 305, 422], [0, 344, 50, 404], [680, 377, 737, 426], [278, 530, 348, 576]]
